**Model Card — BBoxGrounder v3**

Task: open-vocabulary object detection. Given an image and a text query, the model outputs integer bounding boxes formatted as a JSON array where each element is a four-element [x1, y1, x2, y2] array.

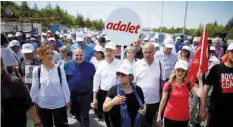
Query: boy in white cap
[[7, 33, 15, 42]]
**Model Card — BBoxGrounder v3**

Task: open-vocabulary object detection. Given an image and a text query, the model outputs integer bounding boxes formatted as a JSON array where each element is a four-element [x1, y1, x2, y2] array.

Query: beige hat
[[117, 64, 133, 75], [174, 60, 189, 70], [105, 42, 116, 50]]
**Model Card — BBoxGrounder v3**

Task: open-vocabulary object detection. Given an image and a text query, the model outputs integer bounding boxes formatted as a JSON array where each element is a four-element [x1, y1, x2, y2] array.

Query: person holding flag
[[199, 43, 233, 127]]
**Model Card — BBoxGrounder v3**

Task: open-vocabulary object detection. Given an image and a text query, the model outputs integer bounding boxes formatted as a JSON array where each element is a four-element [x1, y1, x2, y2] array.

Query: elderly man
[[212, 38, 224, 59], [155, 39, 178, 81], [93, 42, 121, 127], [64, 48, 96, 127], [133, 43, 166, 127], [70, 33, 94, 61], [133, 38, 143, 59]]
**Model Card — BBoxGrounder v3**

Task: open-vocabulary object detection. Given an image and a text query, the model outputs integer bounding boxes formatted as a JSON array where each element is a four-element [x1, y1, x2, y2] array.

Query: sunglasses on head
[[116, 72, 127, 77]]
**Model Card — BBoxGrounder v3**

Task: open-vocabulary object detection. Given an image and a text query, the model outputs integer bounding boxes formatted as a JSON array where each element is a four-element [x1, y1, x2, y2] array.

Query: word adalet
[[106, 21, 140, 34]]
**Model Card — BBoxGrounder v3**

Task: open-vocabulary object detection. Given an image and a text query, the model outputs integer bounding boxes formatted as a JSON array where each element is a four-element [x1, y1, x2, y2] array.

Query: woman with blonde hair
[[30, 45, 70, 127], [156, 60, 204, 127]]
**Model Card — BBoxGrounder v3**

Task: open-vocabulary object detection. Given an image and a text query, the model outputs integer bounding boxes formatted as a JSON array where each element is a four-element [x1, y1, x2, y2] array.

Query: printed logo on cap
[[105, 8, 141, 45]]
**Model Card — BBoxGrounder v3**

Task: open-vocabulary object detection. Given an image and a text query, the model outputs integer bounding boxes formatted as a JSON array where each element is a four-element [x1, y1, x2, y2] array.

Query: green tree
[[227, 27, 233, 39]]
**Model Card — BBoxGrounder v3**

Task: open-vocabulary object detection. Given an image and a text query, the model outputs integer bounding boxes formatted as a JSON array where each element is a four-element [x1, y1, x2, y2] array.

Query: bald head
[[73, 48, 85, 64], [143, 43, 156, 53]]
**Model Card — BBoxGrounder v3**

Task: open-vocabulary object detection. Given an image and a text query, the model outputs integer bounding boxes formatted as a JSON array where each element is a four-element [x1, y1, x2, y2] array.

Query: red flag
[[188, 25, 208, 85]]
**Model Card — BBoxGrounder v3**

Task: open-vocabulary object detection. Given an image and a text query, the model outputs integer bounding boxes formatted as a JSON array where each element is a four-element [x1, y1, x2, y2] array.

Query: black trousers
[[97, 89, 111, 127], [37, 106, 68, 127], [71, 91, 92, 127], [163, 117, 189, 127], [140, 102, 160, 127]]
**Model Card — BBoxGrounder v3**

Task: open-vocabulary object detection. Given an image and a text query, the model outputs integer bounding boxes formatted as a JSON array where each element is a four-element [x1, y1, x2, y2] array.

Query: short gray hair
[[124, 46, 136, 59]]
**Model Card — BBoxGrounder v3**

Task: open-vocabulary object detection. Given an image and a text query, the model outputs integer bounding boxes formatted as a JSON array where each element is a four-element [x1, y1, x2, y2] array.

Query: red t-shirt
[[163, 81, 194, 121]]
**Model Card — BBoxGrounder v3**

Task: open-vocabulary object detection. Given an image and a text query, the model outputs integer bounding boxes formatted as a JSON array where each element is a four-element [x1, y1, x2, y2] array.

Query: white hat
[[150, 38, 155, 42], [47, 30, 51, 33], [174, 60, 189, 70], [176, 36, 181, 40], [22, 43, 34, 53], [55, 31, 60, 35], [164, 39, 175, 48], [117, 64, 133, 75], [15, 32, 22, 37], [182, 45, 191, 52], [105, 36, 110, 41], [48, 37, 56, 41], [60, 34, 64, 38], [210, 46, 216, 51], [154, 35, 159, 40], [193, 39, 198, 42], [227, 43, 233, 51], [76, 33, 85, 41], [30, 37, 36, 41], [94, 45, 104, 52], [143, 37, 149, 41], [105, 42, 116, 50], [7, 34, 14, 38], [9, 40, 20, 47], [26, 33, 31, 38]]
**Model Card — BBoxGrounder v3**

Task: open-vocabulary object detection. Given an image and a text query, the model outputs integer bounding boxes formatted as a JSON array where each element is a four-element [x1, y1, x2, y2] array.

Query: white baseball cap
[[26, 33, 31, 38], [7, 34, 14, 38], [48, 37, 56, 41], [76, 33, 85, 42], [164, 39, 175, 48], [227, 43, 233, 51], [117, 64, 133, 75], [176, 36, 181, 40], [94, 45, 104, 52], [150, 38, 155, 42], [47, 30, 51, 33], [9, 40, 20, 47], [174, 60, 189, 70], [22, 43, 34, 53], [30, 37, 36, 41], [182, 45, 191, 52], [210, 46, 216, 51], [41, 32, 46, 36], [105, 42, 116, 50], [55, 31, 60, 35], [15, 32, 22, 37]]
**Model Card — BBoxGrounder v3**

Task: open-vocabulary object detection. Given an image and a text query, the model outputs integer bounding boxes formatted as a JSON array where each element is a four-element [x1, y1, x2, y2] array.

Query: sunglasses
[[116, 72, 127, 77]]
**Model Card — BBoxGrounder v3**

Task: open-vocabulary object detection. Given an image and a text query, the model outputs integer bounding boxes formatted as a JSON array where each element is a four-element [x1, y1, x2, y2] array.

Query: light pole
[[182, 1, 188, 34], [160, 1, 164, 33]]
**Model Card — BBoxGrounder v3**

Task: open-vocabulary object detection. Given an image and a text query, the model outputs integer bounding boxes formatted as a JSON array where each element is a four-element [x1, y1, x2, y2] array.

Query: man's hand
[[93, 98, 98, 109], [65, 102, 70, 109]]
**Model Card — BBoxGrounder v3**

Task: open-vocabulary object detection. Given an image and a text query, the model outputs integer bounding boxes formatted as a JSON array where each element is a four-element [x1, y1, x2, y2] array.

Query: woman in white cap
[[179, 45, 192, 64], [103, 64, 146, 127], [58, 45, 72, 68], [90, 45, 105, 69], [156, 60, 204, 127], [123, 46, 138, 66]]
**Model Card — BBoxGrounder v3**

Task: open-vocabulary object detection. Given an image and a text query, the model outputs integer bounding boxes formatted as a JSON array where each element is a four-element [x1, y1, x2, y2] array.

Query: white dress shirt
[[90, 57, 104, 69], [30, 65, 70, 109], [93, 59, 121, 92], [133, 59, 166, 104]]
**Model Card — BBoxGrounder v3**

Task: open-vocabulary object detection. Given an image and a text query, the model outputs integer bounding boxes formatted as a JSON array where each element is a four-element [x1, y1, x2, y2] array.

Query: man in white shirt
[[93, 42, 121, 127], [155, 39, 178, 81], [133, 43, 166, 127]]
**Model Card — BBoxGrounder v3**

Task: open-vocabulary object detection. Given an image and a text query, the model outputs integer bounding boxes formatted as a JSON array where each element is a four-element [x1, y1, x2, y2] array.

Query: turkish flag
[[188, 25, 208, 85]]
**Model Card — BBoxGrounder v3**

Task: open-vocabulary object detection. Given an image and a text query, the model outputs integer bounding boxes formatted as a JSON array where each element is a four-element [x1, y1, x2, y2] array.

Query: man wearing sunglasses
[[93, 42, 121, 127], [199, 43, 233, 127]]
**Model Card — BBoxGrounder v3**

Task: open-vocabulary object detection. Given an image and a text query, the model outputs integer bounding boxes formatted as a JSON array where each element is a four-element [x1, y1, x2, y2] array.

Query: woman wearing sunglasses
[[156, 60, 204, 127], [30, 45, 70, 127], [103, 64, 146, 127], [179, 45, 192, 65]]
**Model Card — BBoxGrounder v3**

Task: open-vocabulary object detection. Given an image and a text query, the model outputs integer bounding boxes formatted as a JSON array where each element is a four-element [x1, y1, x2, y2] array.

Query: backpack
[[37, 66, 62, 89]]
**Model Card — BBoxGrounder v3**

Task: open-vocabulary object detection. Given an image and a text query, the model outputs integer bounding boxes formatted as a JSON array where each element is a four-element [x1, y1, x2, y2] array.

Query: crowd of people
[[1, 29, 233, 127]]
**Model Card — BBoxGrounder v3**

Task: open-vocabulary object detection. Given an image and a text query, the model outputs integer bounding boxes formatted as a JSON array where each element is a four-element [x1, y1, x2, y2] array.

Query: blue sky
[[15, 1, 233, 29]]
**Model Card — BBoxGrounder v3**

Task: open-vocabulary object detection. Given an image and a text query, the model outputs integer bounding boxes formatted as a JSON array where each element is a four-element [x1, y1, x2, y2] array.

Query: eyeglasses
[[117, 72, 127, 77]]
